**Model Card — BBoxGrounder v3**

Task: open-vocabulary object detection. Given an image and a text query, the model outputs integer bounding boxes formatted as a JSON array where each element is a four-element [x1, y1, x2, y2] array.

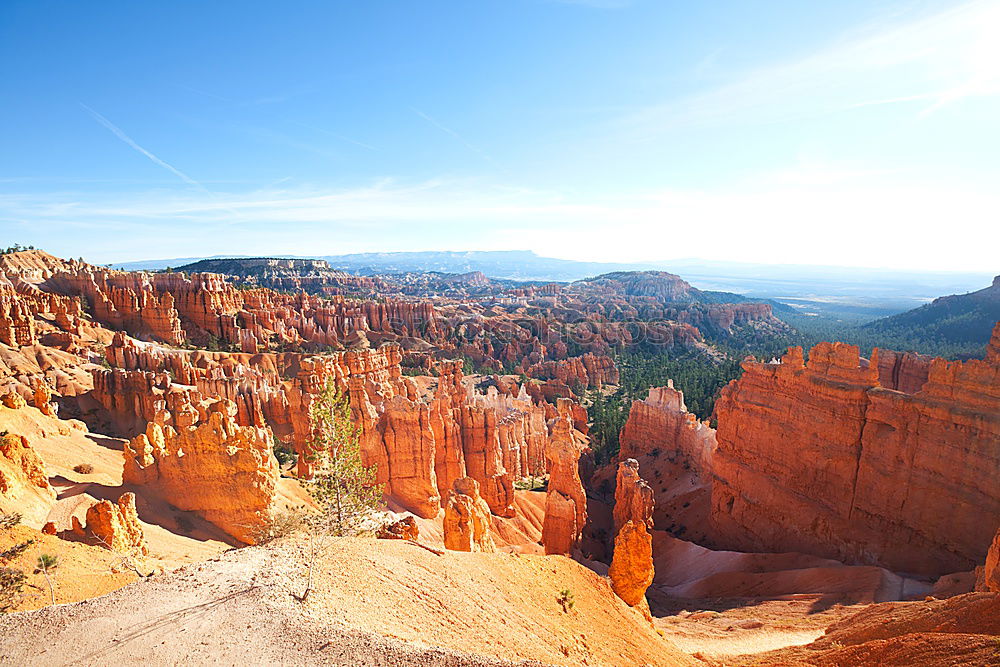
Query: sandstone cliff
[[618, 382, 716, 477], [711, 331, 1000, 576]]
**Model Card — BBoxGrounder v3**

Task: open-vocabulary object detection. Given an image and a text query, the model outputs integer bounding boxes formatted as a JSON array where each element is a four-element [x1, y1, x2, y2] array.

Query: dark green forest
[[585, 309, 996, 464]]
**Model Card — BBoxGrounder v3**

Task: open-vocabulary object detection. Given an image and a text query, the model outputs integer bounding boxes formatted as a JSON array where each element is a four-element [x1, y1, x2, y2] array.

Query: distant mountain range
[[863, 275, 1000, 347], [113, 250, 996, 323]]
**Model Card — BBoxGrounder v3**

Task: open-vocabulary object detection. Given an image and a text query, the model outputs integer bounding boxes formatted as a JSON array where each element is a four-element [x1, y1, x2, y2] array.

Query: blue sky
[[1, 0, 998, 270]]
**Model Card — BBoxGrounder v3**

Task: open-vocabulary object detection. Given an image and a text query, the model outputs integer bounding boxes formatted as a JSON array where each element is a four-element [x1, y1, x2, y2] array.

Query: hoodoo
[[609, 459, 655, 618], [443, 476, 496, 552], [541, 399, 587, 555]]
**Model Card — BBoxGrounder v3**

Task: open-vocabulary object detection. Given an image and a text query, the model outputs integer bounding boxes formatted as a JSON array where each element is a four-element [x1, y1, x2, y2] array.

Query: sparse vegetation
[[558, 588, 575, 613], [272, 438, 298, 468], [303, 378, 384, 538], [1, 538, 35, 562], [35, 553, 58, 606], [0, 567, 27, 611], [293, 378, 385, 601], [0, 512, 22, 531], [73, 463, 95, 474], [1, 244, 36, 255], [252, 507, 308, 545]]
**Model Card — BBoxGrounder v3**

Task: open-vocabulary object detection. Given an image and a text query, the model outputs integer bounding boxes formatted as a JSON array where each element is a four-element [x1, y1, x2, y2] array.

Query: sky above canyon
[[1, 0, 998, 271]]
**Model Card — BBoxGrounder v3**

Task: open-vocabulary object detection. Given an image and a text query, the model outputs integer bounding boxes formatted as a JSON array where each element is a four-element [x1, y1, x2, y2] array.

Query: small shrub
[[0, 512, 22, 531], [73, 463, 95, 474], [0, 539, 34, 561], [250, 508, 307, 545], [558, 588, 575, 613], [36, 553, 59, 606], [272, 443, 297, 468], [0, 567, 26, 610]]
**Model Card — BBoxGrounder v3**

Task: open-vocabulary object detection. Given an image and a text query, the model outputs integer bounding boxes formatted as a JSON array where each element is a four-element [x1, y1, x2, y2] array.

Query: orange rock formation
[[443, 476, 496, 552], [609, 459, 655, 618], [618, 382, 716, 477], [977, 527, 999, 592], [711, 330, 1000, 576], [542, 399, 587, 555], [124, 399, 278, 543], [0, 432, 55, 507], [73, 492, 148, 556]]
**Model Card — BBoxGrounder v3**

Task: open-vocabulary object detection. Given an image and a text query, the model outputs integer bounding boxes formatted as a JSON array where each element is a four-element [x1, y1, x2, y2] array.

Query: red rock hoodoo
[[608, 459, 655, 618], [443, 476, 496, 552], [541, 399, 587, 556]]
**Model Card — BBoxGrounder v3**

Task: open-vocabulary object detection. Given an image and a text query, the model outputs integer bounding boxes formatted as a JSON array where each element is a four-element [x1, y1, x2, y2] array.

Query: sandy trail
[[0, 541, 539, 666]]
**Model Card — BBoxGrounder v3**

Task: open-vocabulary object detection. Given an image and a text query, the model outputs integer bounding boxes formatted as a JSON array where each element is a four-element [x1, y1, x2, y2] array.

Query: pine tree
[[293, 379, 384, 602], [304, 379, 384, 538]]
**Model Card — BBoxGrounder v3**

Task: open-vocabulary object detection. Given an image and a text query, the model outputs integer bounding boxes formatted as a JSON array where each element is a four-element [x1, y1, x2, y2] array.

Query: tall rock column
[[608, 459, 655, 620], [541, 399, 587, 555]]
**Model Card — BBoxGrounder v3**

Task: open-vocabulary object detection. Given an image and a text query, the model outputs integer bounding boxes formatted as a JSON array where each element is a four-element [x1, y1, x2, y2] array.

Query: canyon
[[0, 248, 997, 666]]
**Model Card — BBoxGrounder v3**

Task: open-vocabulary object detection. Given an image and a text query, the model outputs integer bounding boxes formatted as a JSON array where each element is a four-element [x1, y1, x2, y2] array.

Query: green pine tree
[[303, 379, 384, 538]]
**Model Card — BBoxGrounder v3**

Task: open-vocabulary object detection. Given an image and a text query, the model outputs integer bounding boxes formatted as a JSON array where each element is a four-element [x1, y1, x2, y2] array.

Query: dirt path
[[0, 543, 538, 666]]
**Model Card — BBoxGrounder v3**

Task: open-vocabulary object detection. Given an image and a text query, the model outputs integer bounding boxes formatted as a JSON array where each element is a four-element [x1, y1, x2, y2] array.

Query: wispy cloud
[[410, 107, 501, 169], [618, 0, 1000, 135], [4, 167, 998, 272], [293, 122, 380, 152], [81, 104, 208, 190]]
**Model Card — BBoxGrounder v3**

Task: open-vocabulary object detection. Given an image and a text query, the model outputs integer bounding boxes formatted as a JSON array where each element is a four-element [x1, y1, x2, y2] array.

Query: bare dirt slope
[[299, 537, 691, 666], [731, 592, 1000, 667], [0, 542, 532, 667], [0, 536, 694, 666]]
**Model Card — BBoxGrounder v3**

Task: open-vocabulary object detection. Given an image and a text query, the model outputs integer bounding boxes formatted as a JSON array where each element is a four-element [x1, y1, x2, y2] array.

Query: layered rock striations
[[618, 382, 716, 478], [541, 399, 587, 555], [608, 459, 655, 618], [124, 398, 279, 543], [874, 348, 933, 393], [525, 353, 619, 389], [711, 330, 1000, 576]]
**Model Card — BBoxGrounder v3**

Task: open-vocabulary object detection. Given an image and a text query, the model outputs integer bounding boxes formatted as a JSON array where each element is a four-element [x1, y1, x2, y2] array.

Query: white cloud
[[3, 169, 997, 272], [618, 0, 1000, 135]]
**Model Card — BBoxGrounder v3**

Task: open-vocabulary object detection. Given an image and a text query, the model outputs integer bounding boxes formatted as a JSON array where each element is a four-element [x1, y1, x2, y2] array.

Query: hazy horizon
[[105, 248, 996, 280]]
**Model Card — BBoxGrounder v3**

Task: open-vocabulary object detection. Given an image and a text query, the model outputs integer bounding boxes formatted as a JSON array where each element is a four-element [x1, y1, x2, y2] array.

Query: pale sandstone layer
[[124, 398, 279, 544]]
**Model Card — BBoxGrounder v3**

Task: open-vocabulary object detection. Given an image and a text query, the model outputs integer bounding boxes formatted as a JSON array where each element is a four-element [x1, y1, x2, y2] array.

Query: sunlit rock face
[[711, 332, 1000, 577], [609, 459, 654, 619], [542, 399, 587, 556], [124, 398, 279, 544]]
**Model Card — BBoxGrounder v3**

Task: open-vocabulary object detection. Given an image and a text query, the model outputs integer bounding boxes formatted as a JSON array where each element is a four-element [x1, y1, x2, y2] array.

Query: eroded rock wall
[[711, 332, 1000, 576], [124, 399, 279, 543]]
